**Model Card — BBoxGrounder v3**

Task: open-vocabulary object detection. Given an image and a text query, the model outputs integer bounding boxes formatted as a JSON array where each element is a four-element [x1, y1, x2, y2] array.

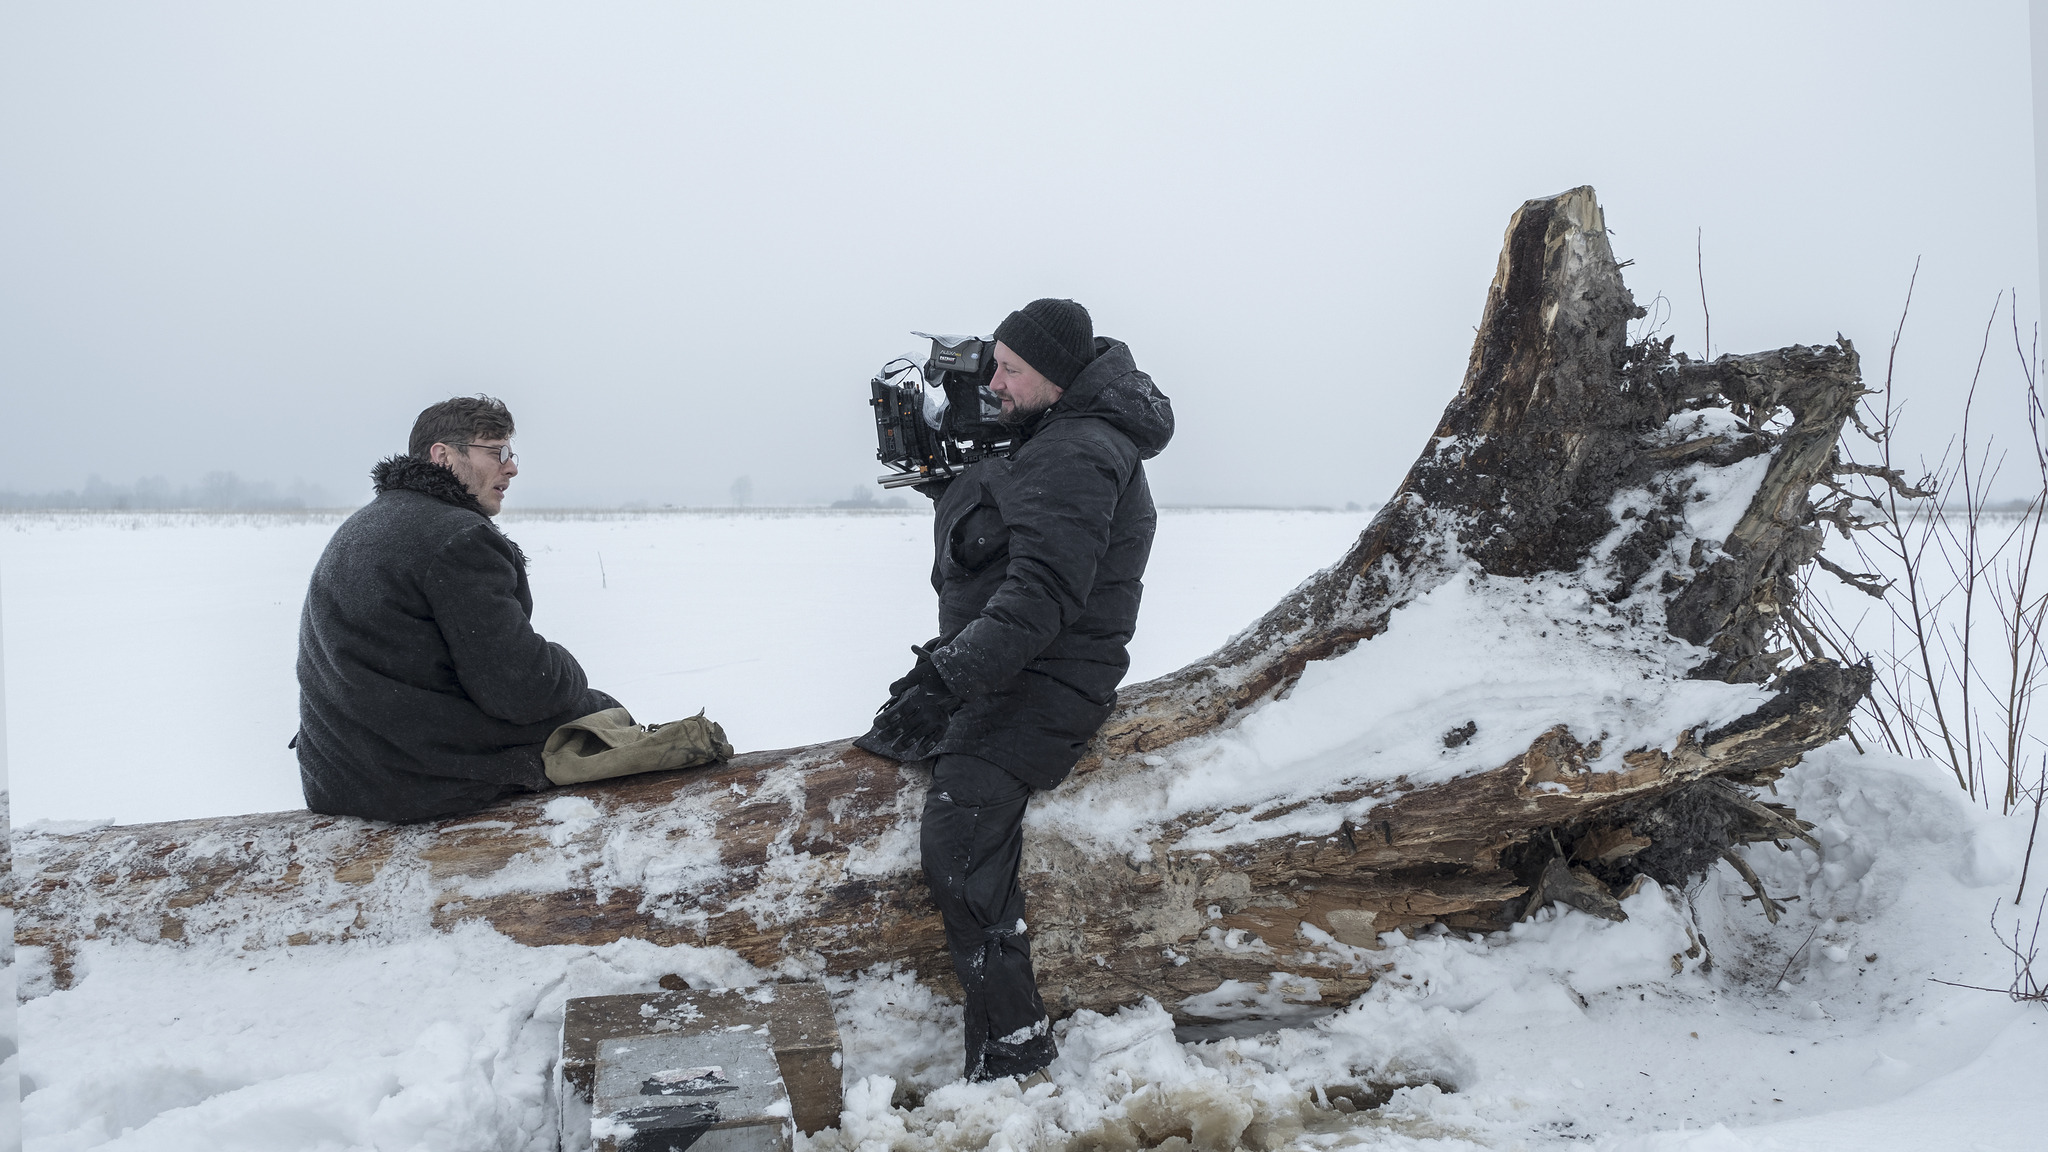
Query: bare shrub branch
[[1791, 269, 2048, 818]]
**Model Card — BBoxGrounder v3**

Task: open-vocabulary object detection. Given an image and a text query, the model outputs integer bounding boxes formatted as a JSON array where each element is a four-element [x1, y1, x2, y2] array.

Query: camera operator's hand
[[886, 641, 950, 699], [855, 643, 963, 762], [855, 683, 961, 762]]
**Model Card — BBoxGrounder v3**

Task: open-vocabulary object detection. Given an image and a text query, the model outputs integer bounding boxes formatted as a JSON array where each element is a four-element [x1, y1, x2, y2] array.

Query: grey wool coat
[[928, 338, 1175, 789], [295, 456, 616, 822]]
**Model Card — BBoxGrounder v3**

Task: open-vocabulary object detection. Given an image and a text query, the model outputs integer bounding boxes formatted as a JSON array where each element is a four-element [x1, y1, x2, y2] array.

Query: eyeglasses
[[451, 442, 517, 465]]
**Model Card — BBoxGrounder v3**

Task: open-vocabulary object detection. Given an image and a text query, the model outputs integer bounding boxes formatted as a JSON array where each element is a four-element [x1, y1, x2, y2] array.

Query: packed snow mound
[[19, 743, 2045, 1150], [1036, 562, 1774, 857]]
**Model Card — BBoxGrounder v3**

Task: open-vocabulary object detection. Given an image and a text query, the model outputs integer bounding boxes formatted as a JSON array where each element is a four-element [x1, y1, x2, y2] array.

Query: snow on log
[[14, 187, 1869, 1019]]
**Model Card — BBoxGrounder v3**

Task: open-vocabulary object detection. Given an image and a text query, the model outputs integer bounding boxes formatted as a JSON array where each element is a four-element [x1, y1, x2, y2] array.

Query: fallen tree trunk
[[15, 187, 1871, 1019]]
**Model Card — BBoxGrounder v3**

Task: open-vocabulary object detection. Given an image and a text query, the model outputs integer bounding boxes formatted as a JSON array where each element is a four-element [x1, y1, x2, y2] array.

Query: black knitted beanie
[[993, 298, 1095, 390]]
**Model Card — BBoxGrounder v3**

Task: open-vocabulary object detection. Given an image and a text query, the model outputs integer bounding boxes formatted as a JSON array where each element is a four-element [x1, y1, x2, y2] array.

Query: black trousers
[[920, 753, 1058, 1081]]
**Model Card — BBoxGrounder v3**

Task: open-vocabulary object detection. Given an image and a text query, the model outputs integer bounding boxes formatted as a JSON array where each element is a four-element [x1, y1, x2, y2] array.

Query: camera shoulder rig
[[869, 332, 1017, 490]]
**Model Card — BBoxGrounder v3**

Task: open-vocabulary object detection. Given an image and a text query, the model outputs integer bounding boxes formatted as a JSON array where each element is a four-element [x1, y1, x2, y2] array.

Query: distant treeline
[[0, 472, 338, 511], [827, 485, 910, 510]]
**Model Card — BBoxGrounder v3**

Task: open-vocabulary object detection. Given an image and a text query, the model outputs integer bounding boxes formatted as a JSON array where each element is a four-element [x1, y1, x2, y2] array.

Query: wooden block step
[[563, 983, 841, 1137]]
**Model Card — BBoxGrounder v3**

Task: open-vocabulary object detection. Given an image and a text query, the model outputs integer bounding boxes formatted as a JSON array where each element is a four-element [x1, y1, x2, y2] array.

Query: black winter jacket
[[295, 456, 616, 822], [928, 338, 1174, 788]]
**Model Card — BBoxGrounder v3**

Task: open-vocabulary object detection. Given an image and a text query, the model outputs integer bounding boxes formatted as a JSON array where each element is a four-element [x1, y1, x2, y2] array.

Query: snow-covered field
[[0, 507, 1370, 825], [5, 508, 2045, 1150]]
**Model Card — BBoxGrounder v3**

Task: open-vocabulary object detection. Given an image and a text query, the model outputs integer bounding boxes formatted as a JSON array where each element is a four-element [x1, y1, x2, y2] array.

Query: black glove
[[886, 642, 950, 699], [854, 643, 962, 762], [854, 684, 961, 762]]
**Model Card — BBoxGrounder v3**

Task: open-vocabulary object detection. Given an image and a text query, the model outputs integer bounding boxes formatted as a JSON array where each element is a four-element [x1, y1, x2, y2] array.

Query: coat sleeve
[[422, 523, 593, 725], [929, 429, 1131, 699]]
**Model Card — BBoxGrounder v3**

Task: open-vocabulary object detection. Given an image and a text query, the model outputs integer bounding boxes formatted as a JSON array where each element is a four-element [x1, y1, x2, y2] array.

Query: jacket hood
[[371, 454, 489, 518], [1039, 338, 1174, 460]]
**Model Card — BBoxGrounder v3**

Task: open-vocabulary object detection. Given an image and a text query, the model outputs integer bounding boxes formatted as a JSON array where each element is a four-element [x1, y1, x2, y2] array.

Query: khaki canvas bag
[[542, 707, 734, 786]]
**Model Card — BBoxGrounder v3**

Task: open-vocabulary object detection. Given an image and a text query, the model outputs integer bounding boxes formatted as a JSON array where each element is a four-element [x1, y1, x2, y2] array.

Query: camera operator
[[856, 298, 1174, 1086]]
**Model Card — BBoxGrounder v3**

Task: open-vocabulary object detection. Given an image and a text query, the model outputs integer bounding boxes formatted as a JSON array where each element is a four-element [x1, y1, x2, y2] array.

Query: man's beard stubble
[[446, 455, 501, 515], [1000, 396, 1058, 426]]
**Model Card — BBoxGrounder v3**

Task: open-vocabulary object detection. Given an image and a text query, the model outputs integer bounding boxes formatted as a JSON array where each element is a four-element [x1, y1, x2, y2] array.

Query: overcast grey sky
[[0, 1, 2038, 508]]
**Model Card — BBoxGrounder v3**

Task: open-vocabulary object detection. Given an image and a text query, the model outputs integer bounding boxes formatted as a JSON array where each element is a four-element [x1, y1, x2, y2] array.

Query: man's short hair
[[408, 395, 515, 459]]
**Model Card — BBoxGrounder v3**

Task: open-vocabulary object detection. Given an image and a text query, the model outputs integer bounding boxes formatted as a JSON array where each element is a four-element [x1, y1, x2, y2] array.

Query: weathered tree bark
[[14, 187, 1870, 1019]]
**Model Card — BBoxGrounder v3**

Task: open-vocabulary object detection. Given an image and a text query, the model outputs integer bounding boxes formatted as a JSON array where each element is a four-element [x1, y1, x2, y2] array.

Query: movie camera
[[868, 333, 1018, 489]]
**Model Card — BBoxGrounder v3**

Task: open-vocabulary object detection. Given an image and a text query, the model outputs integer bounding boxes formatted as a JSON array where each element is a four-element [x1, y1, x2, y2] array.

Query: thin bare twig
[[1773, 921, 1825, 989], [2020, 759, 2045, 903], [1928, 896, 2047, 1003], [1697, 228, 1712, 369]]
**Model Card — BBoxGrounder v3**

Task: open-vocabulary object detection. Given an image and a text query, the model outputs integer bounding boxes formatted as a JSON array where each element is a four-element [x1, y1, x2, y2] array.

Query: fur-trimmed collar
[[371, 454, 489, 517]]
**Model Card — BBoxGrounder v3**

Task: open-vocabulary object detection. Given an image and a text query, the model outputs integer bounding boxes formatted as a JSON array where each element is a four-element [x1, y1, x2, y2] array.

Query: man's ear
[[428, 442, 452, 467]]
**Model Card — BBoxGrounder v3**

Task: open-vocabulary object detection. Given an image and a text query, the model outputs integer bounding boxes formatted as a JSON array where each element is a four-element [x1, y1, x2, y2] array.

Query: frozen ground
[[6, 508, 2046, 1150], [0, 507, 1371, 824]]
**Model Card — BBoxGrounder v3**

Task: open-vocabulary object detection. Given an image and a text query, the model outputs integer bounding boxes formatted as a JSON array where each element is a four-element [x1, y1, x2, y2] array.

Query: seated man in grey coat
[[294, 395, 619, 823]]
